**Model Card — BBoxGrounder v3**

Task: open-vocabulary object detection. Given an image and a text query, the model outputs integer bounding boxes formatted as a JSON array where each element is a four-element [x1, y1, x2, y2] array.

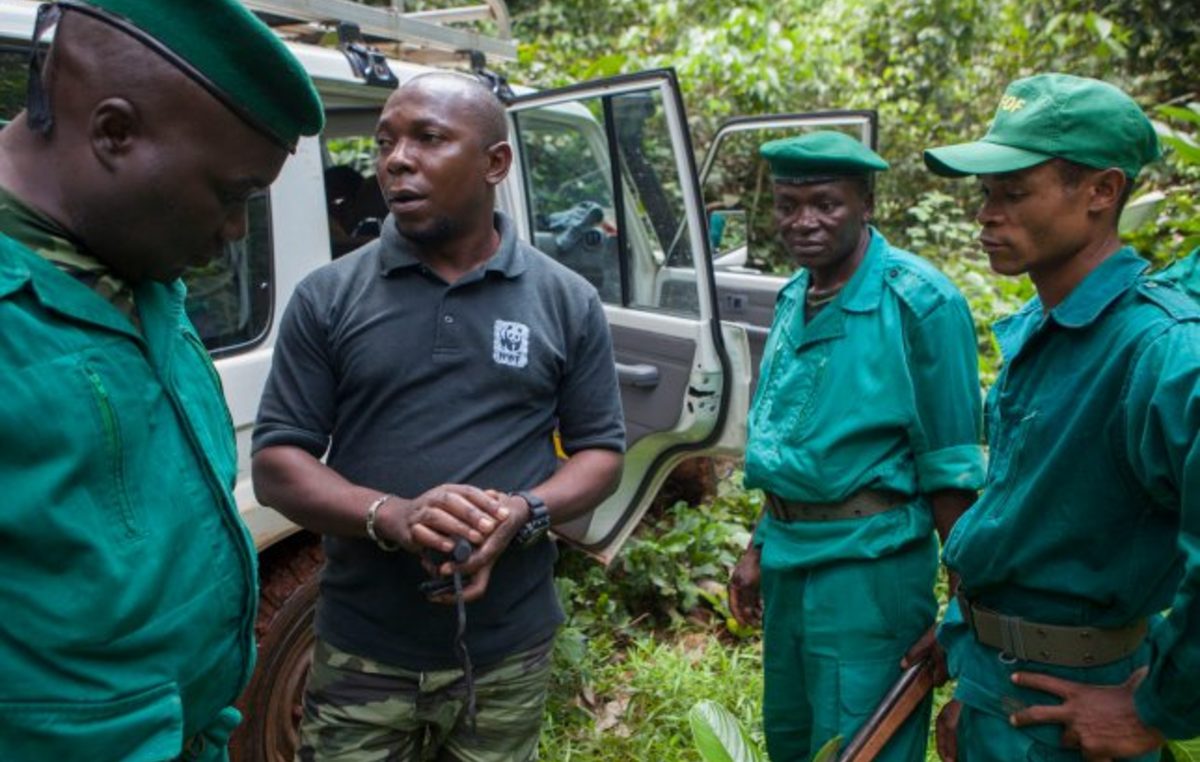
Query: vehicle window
[[512, 88, 702, 317], [323, 135, 386, 258], [0, 46, 27, 120], [515, 108, 620, 303], [183, 192, 273, 356], [703, 123, 867, 272]]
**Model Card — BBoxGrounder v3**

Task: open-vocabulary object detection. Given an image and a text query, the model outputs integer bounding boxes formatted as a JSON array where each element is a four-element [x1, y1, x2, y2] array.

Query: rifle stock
[[836, 658, 937, 762]]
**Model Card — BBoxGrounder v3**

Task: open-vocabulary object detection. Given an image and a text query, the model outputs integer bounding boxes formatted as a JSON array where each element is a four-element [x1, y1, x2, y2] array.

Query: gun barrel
[[836, 658, 936, 762]]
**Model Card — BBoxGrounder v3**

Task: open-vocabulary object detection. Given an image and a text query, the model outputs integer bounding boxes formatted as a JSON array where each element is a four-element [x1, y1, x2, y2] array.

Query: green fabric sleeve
[[1125, 324, 1200, 739], [904, 296, 986, 494], [914, 444, 987, 493]]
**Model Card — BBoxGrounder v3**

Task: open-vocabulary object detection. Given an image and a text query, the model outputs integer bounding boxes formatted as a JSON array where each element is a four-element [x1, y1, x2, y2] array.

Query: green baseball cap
[[57, 0, 324, 151], [924, 73, 1160, 179], [761, 131, 889, 185]]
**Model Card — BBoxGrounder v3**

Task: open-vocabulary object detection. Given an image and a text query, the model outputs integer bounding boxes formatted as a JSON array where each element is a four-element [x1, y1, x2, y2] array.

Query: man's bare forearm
[[528, 448, 623, 523], [252, 445, 384, 539], [929, 488, 975, 546], [930, 488, 975, 597]]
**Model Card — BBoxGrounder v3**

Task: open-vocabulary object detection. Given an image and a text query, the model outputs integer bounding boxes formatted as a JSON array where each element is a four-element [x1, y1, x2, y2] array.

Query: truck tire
[[231, 537, 324, 762]]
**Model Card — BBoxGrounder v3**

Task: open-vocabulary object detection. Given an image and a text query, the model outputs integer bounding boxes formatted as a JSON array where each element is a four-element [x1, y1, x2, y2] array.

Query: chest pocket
[[980, 406, 1037, 521], [755, 297, 831, 440], [778, 344, 832, 443], [79, 360, 145, 541], [1, 343, 156, 547]]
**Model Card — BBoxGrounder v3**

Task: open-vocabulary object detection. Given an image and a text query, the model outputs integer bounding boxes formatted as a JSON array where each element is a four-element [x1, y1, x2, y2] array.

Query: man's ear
[[89, 97, 139, 171], [1087, 168, 1126, 215], [862, 190, 876, 223], [484, 140, 513, 186]]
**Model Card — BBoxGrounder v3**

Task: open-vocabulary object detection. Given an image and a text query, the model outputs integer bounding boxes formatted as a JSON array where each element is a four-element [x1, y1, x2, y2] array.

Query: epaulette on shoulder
[[1135, 279, 1200, 323], [883, 252, 950, 320]]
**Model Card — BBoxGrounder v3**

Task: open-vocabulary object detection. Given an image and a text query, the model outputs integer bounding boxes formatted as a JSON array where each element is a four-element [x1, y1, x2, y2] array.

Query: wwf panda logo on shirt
[[493, 320, 530, 368]]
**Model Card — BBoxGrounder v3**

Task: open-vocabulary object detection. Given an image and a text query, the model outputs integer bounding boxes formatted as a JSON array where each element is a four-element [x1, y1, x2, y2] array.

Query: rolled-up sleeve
[[252, 280, 336, 457], [1126, 323, 1200, 739], [905, 294, 986, 493]]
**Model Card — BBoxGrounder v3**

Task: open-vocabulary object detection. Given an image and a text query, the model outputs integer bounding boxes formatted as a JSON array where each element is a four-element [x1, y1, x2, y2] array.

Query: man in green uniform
[[728, 131, 985, 761], [0, 2, 322, 760], [925, 74, 1199, 761]]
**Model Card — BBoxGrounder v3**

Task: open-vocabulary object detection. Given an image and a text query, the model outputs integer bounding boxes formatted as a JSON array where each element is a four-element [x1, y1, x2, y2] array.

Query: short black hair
[[1054, 158, 1134, 215]]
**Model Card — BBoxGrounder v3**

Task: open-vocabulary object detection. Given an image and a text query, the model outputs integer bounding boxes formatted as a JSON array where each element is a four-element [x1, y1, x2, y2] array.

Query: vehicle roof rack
[[242, 0, 516, 64]]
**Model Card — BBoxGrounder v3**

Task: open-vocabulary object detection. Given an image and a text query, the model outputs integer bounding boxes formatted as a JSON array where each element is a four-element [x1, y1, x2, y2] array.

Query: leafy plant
[[555, 469, 762, 635], [690, 700, 765, 762], [689, 700, 845, 762], [1168, 738, 1200, 762]]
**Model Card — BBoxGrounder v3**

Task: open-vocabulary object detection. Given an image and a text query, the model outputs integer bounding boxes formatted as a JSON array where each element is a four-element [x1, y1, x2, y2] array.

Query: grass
[[540, 623, 958, 761], [541, 630, 764, 760]]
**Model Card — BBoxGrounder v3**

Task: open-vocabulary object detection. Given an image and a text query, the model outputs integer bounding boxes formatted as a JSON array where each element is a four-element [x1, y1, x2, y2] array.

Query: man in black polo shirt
[[252, 73, 625, 761]]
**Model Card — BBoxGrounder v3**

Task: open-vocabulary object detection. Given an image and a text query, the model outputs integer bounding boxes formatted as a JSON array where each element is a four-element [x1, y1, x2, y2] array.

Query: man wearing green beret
[[0, 1, 322, 760], [728, 131, 985, 761], [925, 73, 1199, 761]]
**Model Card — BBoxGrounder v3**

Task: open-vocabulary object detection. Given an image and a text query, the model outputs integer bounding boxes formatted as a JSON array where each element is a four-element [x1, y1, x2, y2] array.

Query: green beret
[[59, 0, 324, 151], [924, 74, 1160, 179], [760, 131, 889, 185]]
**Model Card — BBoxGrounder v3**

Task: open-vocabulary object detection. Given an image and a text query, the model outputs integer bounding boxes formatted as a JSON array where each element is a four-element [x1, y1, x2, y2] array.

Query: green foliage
[[689, 700, 765, 762], [506, 0, 1198, 358], [542, 630, 764, 760], [1168, 737, 1200, 762], [544, 470, 765, 759], [812, 735, 844, 762], [555, 474, 762, 635], [1126, 103, 1200, 267]]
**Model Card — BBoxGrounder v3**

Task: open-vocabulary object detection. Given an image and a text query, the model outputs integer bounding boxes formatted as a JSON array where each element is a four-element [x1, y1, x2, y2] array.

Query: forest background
[[398, 0, 1198, 758]]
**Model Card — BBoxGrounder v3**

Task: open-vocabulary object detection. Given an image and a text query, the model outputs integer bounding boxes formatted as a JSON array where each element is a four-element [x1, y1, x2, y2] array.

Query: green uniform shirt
[[942, 248, 1200, 739], [745, 229, 985, 565], [0, 194, 257, 761]]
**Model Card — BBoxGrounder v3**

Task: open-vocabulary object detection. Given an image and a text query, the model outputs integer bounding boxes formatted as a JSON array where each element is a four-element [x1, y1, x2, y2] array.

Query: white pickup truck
[[0, 1, 879, 757]]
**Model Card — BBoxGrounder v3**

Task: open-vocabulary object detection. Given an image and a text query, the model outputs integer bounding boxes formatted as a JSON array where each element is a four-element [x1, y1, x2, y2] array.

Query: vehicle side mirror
[[708, 209, 748, 268]]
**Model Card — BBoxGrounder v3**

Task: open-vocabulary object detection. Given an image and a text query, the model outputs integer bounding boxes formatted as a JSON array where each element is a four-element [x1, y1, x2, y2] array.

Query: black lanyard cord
[[452, 568, 476, 734]]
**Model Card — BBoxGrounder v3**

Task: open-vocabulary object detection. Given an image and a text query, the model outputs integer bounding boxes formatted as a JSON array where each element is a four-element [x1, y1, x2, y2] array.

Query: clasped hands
[[372, 484, 532, 604]]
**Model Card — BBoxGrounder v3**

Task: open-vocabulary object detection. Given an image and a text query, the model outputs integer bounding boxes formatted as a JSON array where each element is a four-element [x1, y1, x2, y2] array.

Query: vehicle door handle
[[616, 362, 660, 389], [722, 292, 748, 314]]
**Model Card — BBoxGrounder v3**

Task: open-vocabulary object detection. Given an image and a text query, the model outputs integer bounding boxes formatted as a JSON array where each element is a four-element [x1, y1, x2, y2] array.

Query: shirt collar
[[839, 226, 888, 313], [777, 226, 886, 311], [1048, 246, 1148, 329], [378, 211, 529, 279], [992, 247, 1149, 362], [0, 183, 93, 270]]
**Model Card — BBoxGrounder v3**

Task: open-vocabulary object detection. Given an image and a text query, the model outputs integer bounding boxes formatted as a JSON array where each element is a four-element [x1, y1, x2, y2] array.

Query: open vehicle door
[[505, 69, 752, 563], [701, 111, 878, 397]]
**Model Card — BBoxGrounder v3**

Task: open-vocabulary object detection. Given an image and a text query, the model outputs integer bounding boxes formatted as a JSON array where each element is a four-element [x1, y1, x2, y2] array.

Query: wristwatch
[[511, 491, 551, 548]]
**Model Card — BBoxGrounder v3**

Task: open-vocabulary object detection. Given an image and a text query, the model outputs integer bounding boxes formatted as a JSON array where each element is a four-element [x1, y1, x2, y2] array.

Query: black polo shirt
[[253, 212, 625, 669]]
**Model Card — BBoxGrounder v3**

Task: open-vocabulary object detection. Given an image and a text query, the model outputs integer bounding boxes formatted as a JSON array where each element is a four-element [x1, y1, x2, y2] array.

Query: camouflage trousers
[[295, 636, 555, 762]]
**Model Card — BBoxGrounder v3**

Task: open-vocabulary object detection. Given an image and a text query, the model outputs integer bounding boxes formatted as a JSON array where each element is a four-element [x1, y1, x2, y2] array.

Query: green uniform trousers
[[761, 533, 937, 762], [296, 636, 554, 762], [955, 704, 1160, 762]]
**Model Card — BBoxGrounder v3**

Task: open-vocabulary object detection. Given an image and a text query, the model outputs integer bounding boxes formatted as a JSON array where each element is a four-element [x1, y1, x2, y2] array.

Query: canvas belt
[[765, 489, 908, 522], [957, 592, 1147, 668]]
